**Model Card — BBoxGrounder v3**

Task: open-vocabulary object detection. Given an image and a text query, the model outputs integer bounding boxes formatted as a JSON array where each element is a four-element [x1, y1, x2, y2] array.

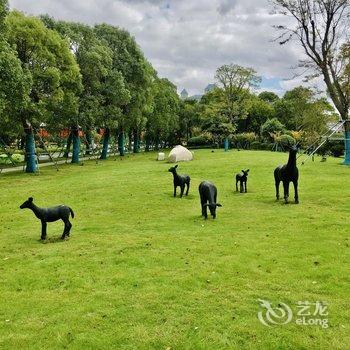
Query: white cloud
[[9, 0, 318, 95]]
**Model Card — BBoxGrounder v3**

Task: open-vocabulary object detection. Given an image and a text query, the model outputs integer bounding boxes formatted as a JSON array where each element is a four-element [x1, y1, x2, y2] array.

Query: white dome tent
[[168, 145, 194, 163]]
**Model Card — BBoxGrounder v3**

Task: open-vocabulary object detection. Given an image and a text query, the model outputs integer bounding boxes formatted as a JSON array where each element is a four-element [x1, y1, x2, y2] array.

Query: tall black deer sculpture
[[274, 145, 299, 204]]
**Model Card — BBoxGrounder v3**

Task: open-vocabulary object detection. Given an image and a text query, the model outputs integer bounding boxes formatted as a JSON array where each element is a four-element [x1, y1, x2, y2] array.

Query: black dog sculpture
[[168, 164, 190, 198], [20, 197, 75, 240], [274, 145, 299, 204], [236, 169, 249, 193], [198, 181, 222, 219]]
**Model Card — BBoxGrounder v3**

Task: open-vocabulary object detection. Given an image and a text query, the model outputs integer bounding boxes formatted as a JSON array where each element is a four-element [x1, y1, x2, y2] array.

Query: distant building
[[180, 89, 189, 100], [204, 83, 216, 93], [180, 84, 217, 101]]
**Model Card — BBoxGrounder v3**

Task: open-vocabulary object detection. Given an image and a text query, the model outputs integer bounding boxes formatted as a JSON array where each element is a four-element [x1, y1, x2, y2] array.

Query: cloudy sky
[[9, 0, 312, 96]]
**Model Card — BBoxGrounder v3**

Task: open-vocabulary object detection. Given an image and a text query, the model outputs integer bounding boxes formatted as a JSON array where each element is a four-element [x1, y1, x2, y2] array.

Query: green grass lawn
[[0, 149, 349, 349]]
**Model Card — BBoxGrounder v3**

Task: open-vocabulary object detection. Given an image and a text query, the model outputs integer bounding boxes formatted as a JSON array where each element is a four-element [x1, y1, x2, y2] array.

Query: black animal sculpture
[[274, 145, 299, 204], [236, 169, 249, 193], [198, 181, 222, 219], [168, 164, 190, 198], [20, 197, 75, 240]]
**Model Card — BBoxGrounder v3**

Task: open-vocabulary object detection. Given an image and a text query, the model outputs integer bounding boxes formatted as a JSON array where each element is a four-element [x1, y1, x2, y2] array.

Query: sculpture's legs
[[293, 181, 299, 204], [41, 221, 47, 240], [283, 182, 289, 204], [275, 180, 280, 200], [180, 185, 185, 198]]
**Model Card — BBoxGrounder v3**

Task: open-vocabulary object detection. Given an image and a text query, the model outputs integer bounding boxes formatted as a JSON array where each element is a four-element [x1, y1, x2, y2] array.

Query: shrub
[[250, 141, 273, 151], [231, 132, 257, 149], [261, 118, 286, 141], [187, 134, 212, 147], [319, 140, 344, 157], [0, 153, 24, 165]]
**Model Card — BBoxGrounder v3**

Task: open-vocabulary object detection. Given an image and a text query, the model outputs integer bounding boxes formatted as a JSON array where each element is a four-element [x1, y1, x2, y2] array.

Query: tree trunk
[[155, 135, 160, 151], [145, 134, 151, 152], [344, 121, 350, 165], [224, 137, 229, 152], [64, 131, 73, 159], [71, 126, 80, 164], [133, 129, 140, 153], [23, 121, 37, 173], [85, 130, 92, 155], [128, 130, 133, 152], [100, 127, 110, 160], [118, 128, 125, 156]]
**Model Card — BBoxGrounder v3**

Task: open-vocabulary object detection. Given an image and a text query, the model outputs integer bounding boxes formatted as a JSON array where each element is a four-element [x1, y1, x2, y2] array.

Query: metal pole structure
[[301, 121, 345, 165]]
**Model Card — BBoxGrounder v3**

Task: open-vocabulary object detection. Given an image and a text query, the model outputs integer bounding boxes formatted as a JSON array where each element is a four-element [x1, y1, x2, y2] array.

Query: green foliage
[[241, 96, 275, 133], [319, 140, 345, 158], [274, 86, 335, 133], [0, 40, 30, 137], [187, 134, 213, 147], [0, 0, 8, 34], [146, 78, 180, 145], [273, 133, 296, 148], [215, 63, 261, 123], [5, 11, 82, 129], [261, 118, 286, 141], [231, 132, 257, 149], [94, 24, 155, 133], [0, 152, 23, 164], [178, 99, 201, 142], [258, 91, 279, 103]]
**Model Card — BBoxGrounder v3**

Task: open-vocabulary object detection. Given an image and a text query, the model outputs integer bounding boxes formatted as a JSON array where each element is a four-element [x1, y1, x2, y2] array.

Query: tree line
[[0, 1, 180, 172], [1, 0, 349, 172]]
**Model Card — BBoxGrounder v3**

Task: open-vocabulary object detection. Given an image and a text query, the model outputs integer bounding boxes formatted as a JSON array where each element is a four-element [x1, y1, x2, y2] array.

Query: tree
[[178, 99, 200, 142], [215, 64, 261, 122], [146, 78, 180, 150], [200, 88, 235, 146], [0, 0, 8, 33], [0, 41, 30, 143], [6, 11, 82, 171], [237, 96, 275, 133], [94, 24, 155, 155], [40, 19, 117, 161], [261, 118, 286, 141], [274, 86, 335, 132], [259, 91, 280, 103], [272, 0, 350, 164]]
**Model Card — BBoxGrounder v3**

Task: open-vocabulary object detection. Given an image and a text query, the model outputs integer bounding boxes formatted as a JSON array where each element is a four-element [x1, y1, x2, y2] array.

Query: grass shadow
[[39, 236, 68, 244]]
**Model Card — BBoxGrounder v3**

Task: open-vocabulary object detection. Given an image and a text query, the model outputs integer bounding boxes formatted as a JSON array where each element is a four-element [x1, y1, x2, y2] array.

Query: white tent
[[168, 145, 194, 163]]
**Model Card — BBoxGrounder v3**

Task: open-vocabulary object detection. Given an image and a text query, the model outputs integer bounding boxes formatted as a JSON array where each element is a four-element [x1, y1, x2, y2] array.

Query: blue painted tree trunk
[[85, 131, 92, 155], [133, 129, 140, 153], [118, 130, 125, 156], [145, 135, 150, 152], [344, 129, 350, 165], [224, 137, 229, 152], [25, 129, 37, 173], [71, 128, 80, 164], [100, 128, 110, 160], [64, 131, 73, 158]]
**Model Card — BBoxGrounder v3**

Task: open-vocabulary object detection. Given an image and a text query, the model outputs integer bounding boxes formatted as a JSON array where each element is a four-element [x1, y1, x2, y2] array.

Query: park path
[[0, 156, 94, 174]]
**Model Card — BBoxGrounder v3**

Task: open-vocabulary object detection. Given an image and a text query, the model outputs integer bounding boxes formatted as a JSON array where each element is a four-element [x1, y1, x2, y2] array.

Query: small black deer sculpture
[[168, 164, 190, 198], [236, 169, 249, 193], [274, 145, 299, 204], [20, 197, 75, 240]]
